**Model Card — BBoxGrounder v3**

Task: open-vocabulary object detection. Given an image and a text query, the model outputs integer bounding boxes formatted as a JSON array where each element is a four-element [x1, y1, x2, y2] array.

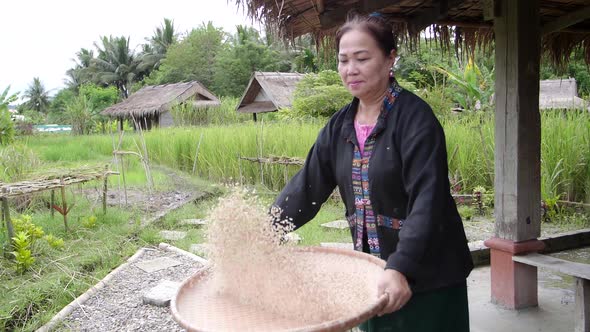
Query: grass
[[17, 110, 589, 202], [0, 159, 217, 331]]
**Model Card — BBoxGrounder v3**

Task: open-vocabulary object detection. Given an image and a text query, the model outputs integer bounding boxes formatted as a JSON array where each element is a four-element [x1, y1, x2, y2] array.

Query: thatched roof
[[234, 0, 590, 66], [540, 78, 589, 110], [102, 81, 220, 118], [237, 72, 305, 113]]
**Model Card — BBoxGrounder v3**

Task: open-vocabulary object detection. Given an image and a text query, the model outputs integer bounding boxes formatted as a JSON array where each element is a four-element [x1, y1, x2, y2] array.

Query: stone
[[142, 280, 181, 307], [320, 220, 349, 230], [190, 244, 210, 255], [180, 219, 208, 226], [320, 242, 354, 250], [134, 257, 182, 273], [159, 230, 187, 241], [284, 232, 302, 244]]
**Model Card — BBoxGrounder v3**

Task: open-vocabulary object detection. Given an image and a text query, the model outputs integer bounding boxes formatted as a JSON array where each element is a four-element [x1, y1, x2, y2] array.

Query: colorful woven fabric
[[352, 79, 403, 256]]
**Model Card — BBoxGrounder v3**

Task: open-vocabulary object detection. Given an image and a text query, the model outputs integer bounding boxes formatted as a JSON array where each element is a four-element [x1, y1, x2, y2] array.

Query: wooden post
[[60, 178, 69, 232], [50, 190, 55, 218], [102, 165, 109, 215], [575, 278, 590, 332], [2, 189, 14, 249], [253, 113, 257, 122], [484, 0, 543, 310]]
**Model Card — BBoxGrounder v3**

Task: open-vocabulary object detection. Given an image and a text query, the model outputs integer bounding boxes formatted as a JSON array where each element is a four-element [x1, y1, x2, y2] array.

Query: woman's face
[[337, 28, 395, 101]]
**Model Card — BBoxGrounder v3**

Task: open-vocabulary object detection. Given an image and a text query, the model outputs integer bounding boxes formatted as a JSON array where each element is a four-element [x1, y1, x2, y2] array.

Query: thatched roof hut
[[236, 72, 305, 121], [540, 78, 589, 110], [102, 81, 220, 129]]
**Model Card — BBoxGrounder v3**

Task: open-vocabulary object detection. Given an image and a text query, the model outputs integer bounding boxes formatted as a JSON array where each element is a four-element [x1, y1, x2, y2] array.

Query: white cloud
[[0, 0, 256, 99]]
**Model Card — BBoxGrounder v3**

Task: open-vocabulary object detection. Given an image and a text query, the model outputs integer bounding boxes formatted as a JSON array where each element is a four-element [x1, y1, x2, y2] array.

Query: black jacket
[[274, 89, 473, 293]]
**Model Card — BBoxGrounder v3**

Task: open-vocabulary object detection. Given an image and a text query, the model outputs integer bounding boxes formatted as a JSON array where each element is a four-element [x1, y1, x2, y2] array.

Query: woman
[[272, 14, 473, 331]]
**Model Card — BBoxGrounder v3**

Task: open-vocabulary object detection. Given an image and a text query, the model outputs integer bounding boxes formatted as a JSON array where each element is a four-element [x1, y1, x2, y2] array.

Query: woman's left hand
[[377, 269, 412, 316]]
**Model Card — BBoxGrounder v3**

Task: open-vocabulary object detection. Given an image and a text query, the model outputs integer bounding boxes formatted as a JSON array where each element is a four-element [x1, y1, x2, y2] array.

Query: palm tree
[[24, 78, 50, 113], [91, 36, 138, 98], [150, 18, 177, 55], [65, 48, 95, 91], [138, 18, 178, 75]]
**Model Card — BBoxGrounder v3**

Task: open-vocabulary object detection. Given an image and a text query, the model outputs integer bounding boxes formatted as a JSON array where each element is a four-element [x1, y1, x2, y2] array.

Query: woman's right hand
[[376, 268, 412, 316]]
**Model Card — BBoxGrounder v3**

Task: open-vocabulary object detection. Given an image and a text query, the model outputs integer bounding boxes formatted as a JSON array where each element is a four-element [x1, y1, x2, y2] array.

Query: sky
[[0, 0, 256, 102]]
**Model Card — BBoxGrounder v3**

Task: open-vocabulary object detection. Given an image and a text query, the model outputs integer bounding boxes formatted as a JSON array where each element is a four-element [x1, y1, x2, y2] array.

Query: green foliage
[[11, 232, 35, 274], [432, 58, 494, 112], [283, 70, 351, 119], [43, 234, 64, 250], [65, 94, 93, 135], [0, 85, 19, 110], [457, 205, 475, 221], [48, 88, 77, 123], [0, 144, 41, 181], [0, 108, 15, 145], [213, 25, 285, 97], [91, 35, 139, 98], [13, 214, 45, 241], [415, 86, 455, 119], [81, 215, 98, 228], [23, 78, 50, 114], [170, 97, 249, 126], [21, 108, 46, 124], [146, 22, 224, 89]]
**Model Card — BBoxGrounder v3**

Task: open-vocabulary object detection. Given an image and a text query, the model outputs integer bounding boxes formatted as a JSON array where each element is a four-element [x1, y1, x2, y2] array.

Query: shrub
[[43, 234, 65, 250], [11, 232, 35, 274], [81, 215, 97, 228], [12, 214, 45, 241], [283, 70, 351, 120]]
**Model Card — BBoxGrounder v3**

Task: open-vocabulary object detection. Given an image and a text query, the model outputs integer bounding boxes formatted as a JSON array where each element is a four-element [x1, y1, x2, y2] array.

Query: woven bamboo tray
[[171, 246, 388, 332]]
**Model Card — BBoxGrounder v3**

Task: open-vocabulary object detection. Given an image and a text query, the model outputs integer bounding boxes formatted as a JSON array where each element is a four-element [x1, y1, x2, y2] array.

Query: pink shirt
[[354, 121, 376, 155]]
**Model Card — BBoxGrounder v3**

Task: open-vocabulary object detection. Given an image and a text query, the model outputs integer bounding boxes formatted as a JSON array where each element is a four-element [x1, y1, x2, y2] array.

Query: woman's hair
[[335, 13, 397, 56]]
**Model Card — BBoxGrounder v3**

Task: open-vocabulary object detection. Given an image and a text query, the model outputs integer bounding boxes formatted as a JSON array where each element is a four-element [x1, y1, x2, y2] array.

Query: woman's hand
[[377, 269, 412, 316]]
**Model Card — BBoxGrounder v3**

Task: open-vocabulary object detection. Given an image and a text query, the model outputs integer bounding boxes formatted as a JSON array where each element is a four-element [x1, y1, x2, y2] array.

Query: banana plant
[[430, 57, 494, 112]]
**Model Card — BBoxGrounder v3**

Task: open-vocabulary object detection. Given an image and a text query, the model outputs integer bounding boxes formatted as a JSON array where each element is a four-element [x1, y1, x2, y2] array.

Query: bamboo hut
[[540, 78, 589, 110], [102, 81, 220, 130], [236, 72, 304, 121], [235, 0, 590, 317]]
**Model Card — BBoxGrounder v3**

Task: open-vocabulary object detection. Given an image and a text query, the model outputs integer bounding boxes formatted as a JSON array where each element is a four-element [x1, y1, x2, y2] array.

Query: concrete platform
[[469, 261, 576, 331]]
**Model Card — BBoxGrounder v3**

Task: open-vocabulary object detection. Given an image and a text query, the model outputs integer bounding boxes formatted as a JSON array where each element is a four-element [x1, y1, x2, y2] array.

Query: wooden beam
[[409, 0, 463, 33], [318, 0, 398, 30], [494, 0, 541, 241], [542, 5, 590, 35]]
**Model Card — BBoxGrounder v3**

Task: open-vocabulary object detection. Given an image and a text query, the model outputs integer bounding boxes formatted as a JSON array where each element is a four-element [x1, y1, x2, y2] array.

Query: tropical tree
[[145, 22, 225, 89], [65, 48, 95, 91], [0, 85, 19, 110], [0, 86, 18, 145], [91, 36, 139, 98], [213, 25, 284, 96], [23, 78, 50, 114]]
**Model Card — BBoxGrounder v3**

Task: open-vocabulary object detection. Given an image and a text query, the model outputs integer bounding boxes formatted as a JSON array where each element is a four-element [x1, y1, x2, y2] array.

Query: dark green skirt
[[359, 281, 469, 332]]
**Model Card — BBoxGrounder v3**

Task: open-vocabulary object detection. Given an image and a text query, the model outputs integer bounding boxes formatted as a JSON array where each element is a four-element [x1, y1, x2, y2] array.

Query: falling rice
[[175, 191, 384, 331]]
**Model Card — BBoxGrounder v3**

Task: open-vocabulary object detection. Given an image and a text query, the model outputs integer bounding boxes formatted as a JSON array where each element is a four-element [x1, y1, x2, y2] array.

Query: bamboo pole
[[119, 155, 128, 205], [192, 133, 204, 175]]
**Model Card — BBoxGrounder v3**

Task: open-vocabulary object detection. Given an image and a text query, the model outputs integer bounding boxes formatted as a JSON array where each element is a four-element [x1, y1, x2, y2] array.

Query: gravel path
[[55, 248, 204, 332]]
